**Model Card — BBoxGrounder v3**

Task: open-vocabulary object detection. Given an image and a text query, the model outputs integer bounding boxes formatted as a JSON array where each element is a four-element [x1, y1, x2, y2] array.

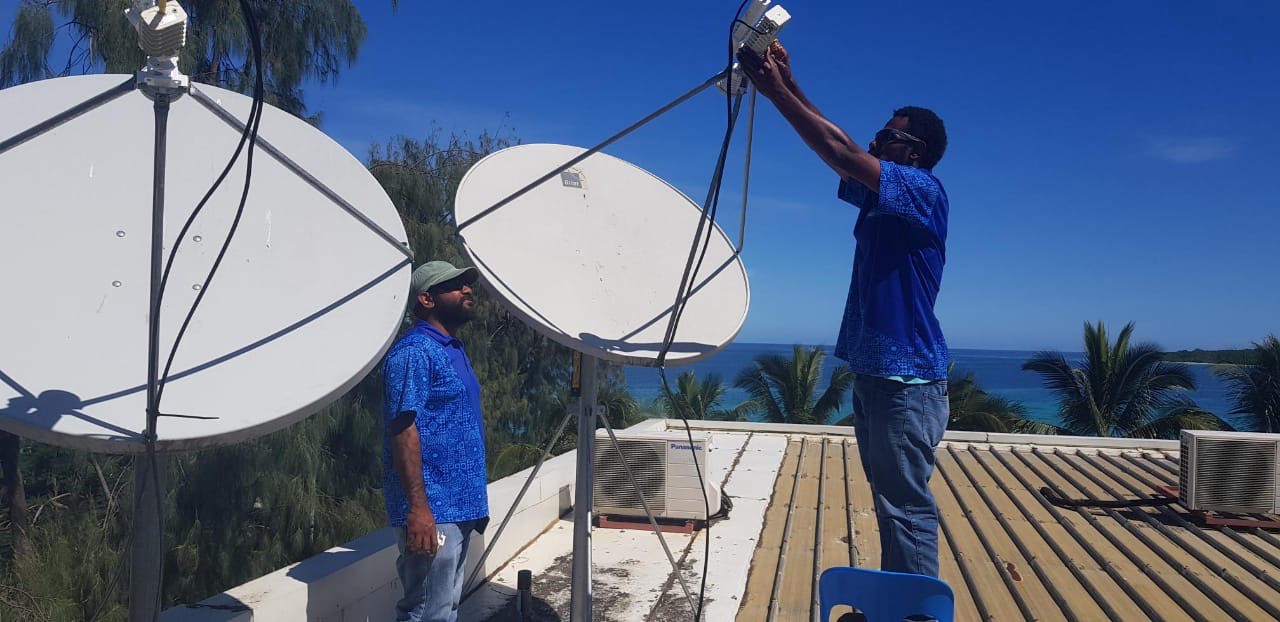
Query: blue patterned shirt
[[834, 161, 950, 380], [381, 320, 489, 525]]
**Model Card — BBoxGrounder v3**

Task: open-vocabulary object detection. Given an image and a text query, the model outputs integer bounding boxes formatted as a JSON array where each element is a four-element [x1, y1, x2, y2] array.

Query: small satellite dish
[[0, 74, 412, 453], [454, 144, 749, 366]]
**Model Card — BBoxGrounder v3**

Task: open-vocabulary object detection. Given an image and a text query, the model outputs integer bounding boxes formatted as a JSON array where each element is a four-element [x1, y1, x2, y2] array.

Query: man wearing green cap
[[382, 260, 489, 622]]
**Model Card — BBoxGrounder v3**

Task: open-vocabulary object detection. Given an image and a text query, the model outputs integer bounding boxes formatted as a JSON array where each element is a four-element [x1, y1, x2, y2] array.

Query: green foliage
[[1022, 321, 1229, 439], [733, 345, 853, 425], [946, 366, 1061, 435], [0, 0, 367, 118], [1213, 335, 1280, 433], [656, 371, 752, 422]]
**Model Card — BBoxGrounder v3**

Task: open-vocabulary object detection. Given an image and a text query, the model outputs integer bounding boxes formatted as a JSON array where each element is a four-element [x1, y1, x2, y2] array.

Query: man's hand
[[406, 505, 439, 556], [737, 42, 790, 100], [767, 41, 793, 83]]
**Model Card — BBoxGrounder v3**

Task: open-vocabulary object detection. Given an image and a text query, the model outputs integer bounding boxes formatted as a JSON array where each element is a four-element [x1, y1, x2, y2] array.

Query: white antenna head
[[126, 1, 190, 94], [718, 3, 792, 96]]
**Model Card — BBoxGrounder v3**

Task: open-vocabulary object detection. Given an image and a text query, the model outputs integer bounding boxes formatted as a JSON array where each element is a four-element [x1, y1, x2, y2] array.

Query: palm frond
[[1125, 401, 1229, 440], [813, 366, 854, 423]]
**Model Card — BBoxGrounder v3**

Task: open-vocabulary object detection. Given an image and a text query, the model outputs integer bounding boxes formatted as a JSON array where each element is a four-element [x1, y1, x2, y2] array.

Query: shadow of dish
[[577, 333, 716, 361], [0, 385, 140, 440]]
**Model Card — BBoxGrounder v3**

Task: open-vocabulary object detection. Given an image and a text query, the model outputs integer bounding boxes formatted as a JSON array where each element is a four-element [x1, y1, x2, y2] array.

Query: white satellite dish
[[454, 143, 750, 366], [454, 142, 752, 621], [0, 74, 412, 454]]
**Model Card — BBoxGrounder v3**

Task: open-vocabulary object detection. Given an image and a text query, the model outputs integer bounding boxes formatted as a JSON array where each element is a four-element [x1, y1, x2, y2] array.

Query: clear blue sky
[[7, 1, 1277, 351]]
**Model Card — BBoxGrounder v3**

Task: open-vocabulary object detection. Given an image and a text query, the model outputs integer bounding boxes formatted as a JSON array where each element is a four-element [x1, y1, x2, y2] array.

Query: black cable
[[652, 3, 753, 619], [141, 2, 265, 620], [152, 1, 262, 616], [732, 19, 766, 35], [154, 0, 265, 408]]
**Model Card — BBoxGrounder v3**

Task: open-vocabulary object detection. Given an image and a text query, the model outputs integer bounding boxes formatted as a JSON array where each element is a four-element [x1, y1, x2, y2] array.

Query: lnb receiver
[[719, 1, 793, 95]]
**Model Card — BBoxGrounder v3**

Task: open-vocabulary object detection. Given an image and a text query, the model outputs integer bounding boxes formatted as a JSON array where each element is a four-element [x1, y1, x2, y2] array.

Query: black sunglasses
[[873, 128, 927, 149], [429, 276, 474, 294]]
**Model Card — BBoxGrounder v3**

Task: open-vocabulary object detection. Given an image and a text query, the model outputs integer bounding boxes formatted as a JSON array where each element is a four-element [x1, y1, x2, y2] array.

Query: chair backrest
[[818, 566, 955, 622]]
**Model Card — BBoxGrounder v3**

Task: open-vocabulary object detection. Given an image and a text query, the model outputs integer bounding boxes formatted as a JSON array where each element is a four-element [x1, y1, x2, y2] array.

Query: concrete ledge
[[162, 441, 583, 621]]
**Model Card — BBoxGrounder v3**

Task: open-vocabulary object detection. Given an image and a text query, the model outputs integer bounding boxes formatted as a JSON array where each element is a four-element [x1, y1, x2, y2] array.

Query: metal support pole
[[457, 69, 730, 232], [130, 92, 171, 622], [569, 355, 599, 622], [737, 86, 757, 253]]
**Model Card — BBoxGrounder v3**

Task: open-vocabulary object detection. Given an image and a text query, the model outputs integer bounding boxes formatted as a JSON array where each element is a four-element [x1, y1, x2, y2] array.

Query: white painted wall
[[155, 414, 647, 622], [160, 418, 1173, 621]]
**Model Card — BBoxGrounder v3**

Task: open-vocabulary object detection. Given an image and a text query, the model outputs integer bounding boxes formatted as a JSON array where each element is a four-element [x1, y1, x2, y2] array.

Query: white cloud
[[1147, 137, 1237, 163]]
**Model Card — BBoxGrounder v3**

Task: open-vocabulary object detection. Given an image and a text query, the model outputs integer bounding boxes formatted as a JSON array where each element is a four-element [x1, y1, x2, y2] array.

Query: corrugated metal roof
[[738, 436, 1280, 622], [460, 423, 1280, 621]]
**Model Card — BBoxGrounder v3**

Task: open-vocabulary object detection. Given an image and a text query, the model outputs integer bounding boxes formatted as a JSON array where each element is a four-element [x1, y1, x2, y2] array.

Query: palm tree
[[1022, 321, 1228, 439], [734, 345, 854, 426], [1214, 335, 1280, 433], [656, 371, 753, 422], [947, 366, 1063, 435]]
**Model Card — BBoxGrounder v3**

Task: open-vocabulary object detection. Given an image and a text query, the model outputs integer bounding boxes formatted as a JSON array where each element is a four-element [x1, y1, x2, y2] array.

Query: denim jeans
[[850, 375, 949, 577], [395, 519, 484, 622]]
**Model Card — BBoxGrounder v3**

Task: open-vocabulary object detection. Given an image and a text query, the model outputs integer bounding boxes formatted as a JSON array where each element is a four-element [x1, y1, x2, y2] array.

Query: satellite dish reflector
[[454, 144, 749, 366], [0, 74, 411, 453]]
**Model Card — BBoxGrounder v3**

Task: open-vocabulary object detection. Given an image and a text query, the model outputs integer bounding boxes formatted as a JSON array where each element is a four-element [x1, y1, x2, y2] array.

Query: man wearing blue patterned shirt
[[383, 260, 489, 622], [741, 43, 951, 578]]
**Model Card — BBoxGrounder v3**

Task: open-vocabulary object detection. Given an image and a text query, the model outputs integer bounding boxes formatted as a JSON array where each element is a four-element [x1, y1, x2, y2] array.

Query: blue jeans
[[850, 375, 949, 577], [395, 519, 484, 622]]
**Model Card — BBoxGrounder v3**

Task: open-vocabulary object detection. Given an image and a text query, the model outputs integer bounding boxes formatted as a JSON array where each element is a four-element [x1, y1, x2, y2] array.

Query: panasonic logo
[[670, 443, 703, 451]]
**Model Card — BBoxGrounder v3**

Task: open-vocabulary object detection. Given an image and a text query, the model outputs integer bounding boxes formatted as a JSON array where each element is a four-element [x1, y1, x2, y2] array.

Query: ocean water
[[623, 343, 1241, 428]]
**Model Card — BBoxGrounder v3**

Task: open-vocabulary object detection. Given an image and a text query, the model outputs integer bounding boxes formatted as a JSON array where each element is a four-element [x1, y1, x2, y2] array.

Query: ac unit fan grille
[[1191, 439, 1277, 511], [594, 440, 666, 512]]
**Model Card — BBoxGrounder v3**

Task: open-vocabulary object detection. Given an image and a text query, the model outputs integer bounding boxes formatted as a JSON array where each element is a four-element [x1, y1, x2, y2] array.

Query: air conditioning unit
[[592, 429, 721, 521], [1180, 430, 1280, 514]]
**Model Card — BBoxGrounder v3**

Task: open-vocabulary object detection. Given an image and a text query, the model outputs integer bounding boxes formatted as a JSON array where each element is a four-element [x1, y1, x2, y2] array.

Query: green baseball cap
[[404, 261, 479, 325], [410, 260, 479, 297]]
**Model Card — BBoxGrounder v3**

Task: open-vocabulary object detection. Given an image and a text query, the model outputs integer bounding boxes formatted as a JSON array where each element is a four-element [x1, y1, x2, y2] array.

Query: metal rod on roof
[[932, 468, 994, 621], [934, 449, 1039, 621], [961, 447, 1119, 621], [596, 411, 698, 616], [460, 408, 576, 599], [1086, 452, 1280, 610], [946, 448, 1085, 622], [984, 448, 1162, 621], [1012, 449, 1209, 622], [1034, 448, 1251, 621], [1070, 449, 1280, 613], [809, 438, 827, 622], [767, 438, 806, 622], [840, 441, 857, 567], [569, 356, 598, 622]]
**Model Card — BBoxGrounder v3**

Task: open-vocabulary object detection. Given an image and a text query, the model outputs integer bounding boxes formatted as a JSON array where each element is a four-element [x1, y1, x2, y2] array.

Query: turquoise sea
[[623, 343, 1242, 429]]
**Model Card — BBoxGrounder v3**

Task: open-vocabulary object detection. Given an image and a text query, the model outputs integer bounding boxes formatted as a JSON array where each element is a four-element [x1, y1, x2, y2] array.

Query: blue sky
[[6, 1, 1278, 351]]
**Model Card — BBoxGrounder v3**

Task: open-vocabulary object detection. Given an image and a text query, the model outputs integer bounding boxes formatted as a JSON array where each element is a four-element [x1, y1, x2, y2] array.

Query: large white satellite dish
[[0, 74, 412, 454], [454, 143, 750, 366], [454, 142, 752, 622]]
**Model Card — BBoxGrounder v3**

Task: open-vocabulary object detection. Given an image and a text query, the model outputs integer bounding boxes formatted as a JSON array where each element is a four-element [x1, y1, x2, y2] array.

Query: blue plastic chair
[[818, 566, 955, 622]]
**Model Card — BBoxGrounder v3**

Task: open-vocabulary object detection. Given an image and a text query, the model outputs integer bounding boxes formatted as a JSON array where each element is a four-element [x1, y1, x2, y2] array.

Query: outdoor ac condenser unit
[[1180, 430, 1280, 514], [592, 429, 721, 521]]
